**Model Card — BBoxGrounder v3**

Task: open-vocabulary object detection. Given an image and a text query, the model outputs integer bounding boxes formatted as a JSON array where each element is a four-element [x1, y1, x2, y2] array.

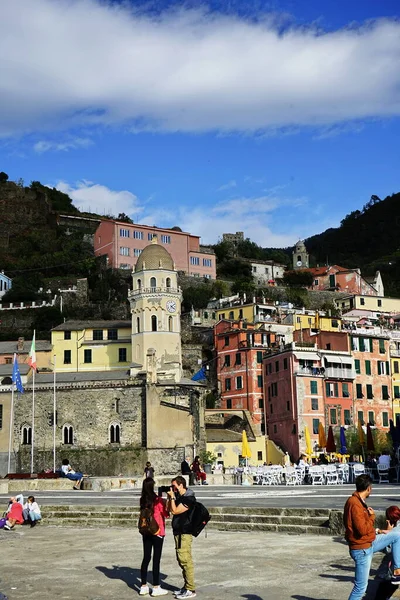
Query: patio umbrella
[[304, 426, 312, 456], [366, 423, 375, 452], [326, 426, 336, 453], [339, 427, 347, 455], [241, 430, 252, 464], [358, 420, 365, 445], [318, 423, 327, 448]]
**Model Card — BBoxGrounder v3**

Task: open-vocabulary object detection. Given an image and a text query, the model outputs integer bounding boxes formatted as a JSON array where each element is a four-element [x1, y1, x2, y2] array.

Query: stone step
[[43, 517, 330, 535], [43, 511, 328, 527], [43, 505, 330, 517]]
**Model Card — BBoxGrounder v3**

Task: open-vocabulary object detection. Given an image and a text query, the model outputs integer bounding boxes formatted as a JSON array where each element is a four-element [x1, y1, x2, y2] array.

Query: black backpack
[[188, 501, 211, 537], [138, 507, 160, 536]]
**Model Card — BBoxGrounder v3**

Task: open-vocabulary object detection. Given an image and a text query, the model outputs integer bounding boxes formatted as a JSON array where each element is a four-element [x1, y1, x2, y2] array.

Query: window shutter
[[378, 362, 381, 375], [386, 361, 390, 375]]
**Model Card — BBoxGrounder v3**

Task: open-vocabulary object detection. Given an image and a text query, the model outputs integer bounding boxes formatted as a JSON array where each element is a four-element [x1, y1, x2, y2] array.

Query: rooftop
[[0, 340, 51, 354], [52, 320, 131, 332]]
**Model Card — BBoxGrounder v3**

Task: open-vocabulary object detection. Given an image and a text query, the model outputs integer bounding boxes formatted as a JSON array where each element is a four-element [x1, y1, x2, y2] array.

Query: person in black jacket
[[167, 476, 196, 599], [181, 457, 194, 486]]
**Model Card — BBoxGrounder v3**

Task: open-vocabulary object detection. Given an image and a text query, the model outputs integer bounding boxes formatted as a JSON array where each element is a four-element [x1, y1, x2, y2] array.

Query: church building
[[0, 240, 206, 476]]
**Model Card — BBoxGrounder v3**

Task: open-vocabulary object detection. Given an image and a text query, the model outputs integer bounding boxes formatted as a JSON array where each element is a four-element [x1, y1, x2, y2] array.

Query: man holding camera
[[167, 476, 196, 599]]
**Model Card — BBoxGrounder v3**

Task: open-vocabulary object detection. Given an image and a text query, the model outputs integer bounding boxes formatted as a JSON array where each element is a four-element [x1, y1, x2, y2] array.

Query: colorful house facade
[[214, 320, 287, 436], [51, 320, 132, 372], [94, 219, 216, 278]]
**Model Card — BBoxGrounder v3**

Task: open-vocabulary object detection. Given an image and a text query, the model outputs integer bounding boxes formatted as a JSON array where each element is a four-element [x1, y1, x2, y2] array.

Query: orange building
[[304, 265, 378, 296], [263, 341, 355, 460], [214, 320, 283, 435], [350, 331, 392, 429], [94, 219, 216, 278]]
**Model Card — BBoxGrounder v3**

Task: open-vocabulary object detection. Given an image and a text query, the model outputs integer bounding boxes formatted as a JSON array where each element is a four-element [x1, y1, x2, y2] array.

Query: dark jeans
[[140, 535, 164, 586]]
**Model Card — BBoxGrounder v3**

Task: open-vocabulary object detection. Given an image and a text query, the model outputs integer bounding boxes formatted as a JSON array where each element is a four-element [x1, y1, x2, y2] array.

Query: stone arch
[[62, 424, 74, 445], [109, 422, 121, 444], [21, 424, 32, 445]]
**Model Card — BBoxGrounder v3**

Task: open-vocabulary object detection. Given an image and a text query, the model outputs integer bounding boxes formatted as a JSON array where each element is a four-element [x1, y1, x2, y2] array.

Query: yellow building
[[215, 302, 268, 323], [51, 320, 132, 372], [207, 430, 267, 468], [292, 314, 342, 332], [338, 295, 400, 314]]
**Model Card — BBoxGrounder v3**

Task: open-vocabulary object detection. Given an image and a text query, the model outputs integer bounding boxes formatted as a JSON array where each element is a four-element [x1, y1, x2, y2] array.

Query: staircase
[[42, 505, 331, 535]]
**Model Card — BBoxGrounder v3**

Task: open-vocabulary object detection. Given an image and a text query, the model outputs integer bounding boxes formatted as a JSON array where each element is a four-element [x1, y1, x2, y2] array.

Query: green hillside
[[305, 192, 400, 295]]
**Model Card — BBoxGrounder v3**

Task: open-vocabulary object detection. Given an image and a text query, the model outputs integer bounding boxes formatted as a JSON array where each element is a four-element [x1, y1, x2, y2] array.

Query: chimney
[[17, 337, 24, 352]]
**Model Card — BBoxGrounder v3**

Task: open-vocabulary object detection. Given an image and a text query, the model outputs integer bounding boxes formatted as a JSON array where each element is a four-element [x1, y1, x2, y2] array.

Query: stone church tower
[[128, 238, 183, 383], [293, 240, 309, 270]]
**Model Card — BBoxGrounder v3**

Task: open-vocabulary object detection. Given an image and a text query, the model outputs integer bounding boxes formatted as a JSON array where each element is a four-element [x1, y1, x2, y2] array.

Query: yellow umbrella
[[241, 430, 252, 460], [358, 420, 365, 445], [318, 422, 327, 448], [304, 426, 313, 455]]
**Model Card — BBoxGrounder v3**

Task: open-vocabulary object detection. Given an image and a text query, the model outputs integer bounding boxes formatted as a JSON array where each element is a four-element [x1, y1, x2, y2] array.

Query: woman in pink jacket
[[139, 477, 169, 597]]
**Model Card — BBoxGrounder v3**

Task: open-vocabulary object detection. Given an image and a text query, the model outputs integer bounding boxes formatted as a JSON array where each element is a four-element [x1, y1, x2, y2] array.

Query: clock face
[[166, 300, 177, 313], [297, 260, 303, 267]]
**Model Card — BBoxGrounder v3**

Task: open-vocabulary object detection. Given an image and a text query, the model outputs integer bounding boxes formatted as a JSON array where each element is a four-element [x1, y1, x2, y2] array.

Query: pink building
[[94, 220, 216, 278]]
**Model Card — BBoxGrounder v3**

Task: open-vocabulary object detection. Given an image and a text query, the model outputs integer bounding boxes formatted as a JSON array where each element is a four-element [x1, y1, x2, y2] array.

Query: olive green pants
[[174, 534, 195, 591]]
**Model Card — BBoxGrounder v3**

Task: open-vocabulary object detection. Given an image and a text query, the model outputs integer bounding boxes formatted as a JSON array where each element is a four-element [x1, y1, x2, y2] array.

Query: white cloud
[[217, 179, 237, 191], [1, 1, 400, 137], [55, 178, 338, 246], [34, 137, 93, 153], [141, 193, 318, 246], [54, 181, 143, 217]]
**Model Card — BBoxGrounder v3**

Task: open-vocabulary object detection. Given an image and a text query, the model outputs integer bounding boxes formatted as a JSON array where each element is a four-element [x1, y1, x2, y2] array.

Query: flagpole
[[53, 355, 56, 473], [7, 383, 15, 475], [31, 369, 35, 474]]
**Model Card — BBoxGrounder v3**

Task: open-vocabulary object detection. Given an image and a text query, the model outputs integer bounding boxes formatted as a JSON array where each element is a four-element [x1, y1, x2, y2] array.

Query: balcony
[[325, 367, 355, 379], [295, 366, 325, 377], [129, 286, 181, 297]]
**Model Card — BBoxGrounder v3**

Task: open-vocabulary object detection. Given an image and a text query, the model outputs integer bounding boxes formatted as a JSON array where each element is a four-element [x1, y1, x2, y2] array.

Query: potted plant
[[199, 450, 217, 474]]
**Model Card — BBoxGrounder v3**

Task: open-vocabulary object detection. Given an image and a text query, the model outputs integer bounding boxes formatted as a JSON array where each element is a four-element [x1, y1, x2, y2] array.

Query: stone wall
[[17, 445, 146, 476], [4, 378, 206, 476]]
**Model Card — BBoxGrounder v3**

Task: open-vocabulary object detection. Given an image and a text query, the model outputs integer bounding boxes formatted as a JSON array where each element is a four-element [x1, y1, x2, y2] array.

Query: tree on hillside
[[217, 258, 252, 280], [0, 171, 9, 183], [117, 212, 133, 224], [283, 270, 314, 287], [30, 181, 79, 213]]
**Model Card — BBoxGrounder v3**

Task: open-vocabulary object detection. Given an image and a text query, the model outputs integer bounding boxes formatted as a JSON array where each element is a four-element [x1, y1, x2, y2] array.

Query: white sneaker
[[173, 590, 185, 597], [152, 587, 168, 596], [176, 591, 196, 599], [139, 585, 150, 596]]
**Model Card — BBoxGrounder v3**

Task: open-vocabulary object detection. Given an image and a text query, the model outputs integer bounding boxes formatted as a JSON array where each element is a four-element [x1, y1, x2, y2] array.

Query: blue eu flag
[[12, 354, 24, 393]]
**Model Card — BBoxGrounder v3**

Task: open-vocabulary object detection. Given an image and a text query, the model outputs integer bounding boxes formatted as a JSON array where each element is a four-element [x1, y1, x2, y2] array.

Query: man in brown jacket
[[344, 474, 400, 599]]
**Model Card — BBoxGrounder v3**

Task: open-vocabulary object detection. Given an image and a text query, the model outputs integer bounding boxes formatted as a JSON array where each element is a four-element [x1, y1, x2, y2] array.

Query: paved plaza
[[0, 526, 391, 600], [1, 483, 400, 510]]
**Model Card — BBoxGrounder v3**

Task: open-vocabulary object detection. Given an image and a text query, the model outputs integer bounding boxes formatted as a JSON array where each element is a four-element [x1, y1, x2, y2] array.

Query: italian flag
[[28, 331, 37, 370]]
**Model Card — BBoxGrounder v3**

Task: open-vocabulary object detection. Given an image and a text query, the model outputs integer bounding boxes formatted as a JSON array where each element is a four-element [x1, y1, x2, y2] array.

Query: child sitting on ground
[[23, 496, 41, 527]]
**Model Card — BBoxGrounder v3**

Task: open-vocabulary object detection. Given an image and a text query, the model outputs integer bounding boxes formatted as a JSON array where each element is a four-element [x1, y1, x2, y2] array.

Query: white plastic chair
[[325, 465, 339, 485], [377, 464, 390, 484], [352, 464, 365, 479], [309, 466, 324, 485], [337, 464, 349, 484], [284, 467, 299, 486]]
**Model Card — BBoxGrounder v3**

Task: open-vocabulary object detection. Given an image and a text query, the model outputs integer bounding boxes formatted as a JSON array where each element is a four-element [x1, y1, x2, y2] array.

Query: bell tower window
[[150, 277, 157, 290], [151, 315, 157, 332], [169, 316, 173, 332], [136, 317, 140, 333]]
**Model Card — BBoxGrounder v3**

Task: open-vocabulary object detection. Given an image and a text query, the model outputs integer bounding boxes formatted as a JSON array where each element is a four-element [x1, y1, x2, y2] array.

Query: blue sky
[[1, 0, 399, 247]]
